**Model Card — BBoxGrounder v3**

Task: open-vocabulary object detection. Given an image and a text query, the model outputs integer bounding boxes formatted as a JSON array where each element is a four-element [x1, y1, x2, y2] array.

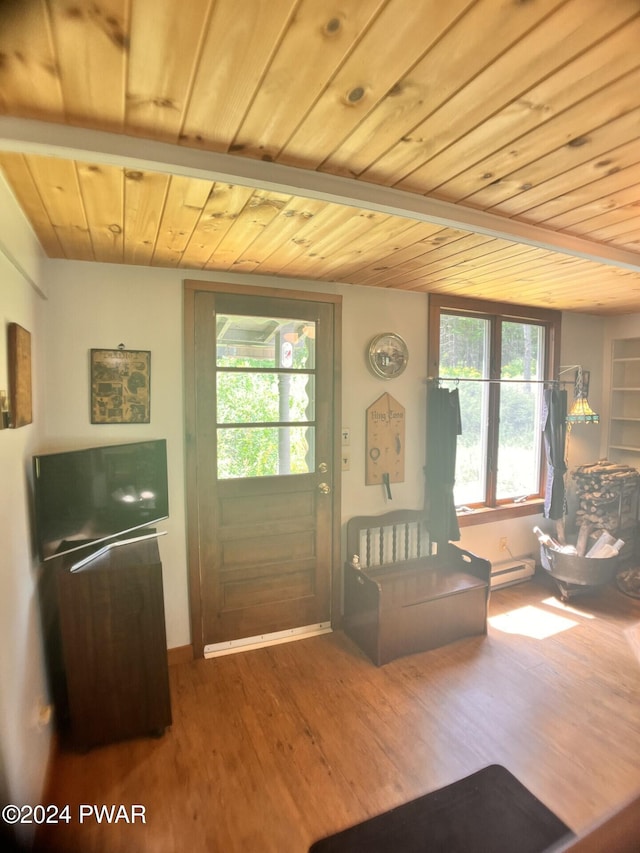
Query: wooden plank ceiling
[[1, 0, 640, 314]]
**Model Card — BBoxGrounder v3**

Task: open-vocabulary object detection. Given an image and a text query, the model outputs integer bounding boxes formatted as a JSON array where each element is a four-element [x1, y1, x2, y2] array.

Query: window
[[428, 295, 561, 518], [216, 313, 316, 479]]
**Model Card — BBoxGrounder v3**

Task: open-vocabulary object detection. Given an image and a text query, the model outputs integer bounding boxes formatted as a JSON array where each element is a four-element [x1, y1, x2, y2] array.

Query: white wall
[[0, 176, 51, 848], [0, 179, 47, 304], [42, 263, 190, 649], [340, 282, 428, 515]]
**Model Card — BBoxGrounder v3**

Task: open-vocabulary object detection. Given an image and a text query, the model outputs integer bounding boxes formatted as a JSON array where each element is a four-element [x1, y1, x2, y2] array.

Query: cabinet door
[[57, 547, 171, 749]]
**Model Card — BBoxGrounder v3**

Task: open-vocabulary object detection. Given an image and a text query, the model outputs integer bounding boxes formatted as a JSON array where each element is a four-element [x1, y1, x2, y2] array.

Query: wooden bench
[[343, 510, 491, 665]]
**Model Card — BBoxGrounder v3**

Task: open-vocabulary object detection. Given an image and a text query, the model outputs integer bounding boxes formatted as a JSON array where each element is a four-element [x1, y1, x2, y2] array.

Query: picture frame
[[8, 323, 33, 428], [90, 348, 151, 424]]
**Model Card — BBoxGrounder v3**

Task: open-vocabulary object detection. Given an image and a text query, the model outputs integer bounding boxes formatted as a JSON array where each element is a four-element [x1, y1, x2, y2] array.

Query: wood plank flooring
[[37, 575, 640, 853]]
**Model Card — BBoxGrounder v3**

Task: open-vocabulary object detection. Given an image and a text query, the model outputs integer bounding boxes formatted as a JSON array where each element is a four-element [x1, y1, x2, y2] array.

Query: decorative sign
[[90, 348, 151, 424], [8, 323, 32, 428], [366, 392, 405, 486]]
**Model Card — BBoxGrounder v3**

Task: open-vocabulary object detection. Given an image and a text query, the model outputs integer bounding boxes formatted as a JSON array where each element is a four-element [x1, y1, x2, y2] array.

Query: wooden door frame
[[184, 279, 342, 658]]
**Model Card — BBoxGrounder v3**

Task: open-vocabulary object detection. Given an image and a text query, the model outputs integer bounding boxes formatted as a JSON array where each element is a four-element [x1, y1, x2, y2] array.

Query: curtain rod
[[428, 376, 571, 386]]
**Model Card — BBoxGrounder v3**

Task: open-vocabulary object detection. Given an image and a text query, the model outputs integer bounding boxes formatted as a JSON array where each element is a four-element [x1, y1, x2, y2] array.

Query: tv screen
[[33, 439, 169, 562]]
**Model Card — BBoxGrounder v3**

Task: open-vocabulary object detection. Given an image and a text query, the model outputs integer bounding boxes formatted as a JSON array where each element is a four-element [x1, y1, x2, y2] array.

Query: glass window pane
[[439, 314, 490, 506], [455, 380, 490, 505], [217, 426, 315, 479], [216, 314, 315, 369], [217, 373, 315, 424], [496, 322, 544, 499]]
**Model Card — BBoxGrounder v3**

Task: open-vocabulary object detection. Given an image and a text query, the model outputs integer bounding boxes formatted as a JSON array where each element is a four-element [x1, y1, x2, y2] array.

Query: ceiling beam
[[2, 116, 640, 274]]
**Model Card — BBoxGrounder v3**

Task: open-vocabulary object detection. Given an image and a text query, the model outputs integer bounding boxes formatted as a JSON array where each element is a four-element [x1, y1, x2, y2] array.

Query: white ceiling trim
[[2, 116, 640, 274]]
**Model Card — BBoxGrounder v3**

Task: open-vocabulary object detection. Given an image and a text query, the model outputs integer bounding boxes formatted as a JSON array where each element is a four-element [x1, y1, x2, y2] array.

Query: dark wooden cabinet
[[55, 537, 172, 749]]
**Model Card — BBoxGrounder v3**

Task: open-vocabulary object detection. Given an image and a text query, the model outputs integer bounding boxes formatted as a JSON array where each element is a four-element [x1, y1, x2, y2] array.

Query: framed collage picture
[[90, 348, 151, 424]]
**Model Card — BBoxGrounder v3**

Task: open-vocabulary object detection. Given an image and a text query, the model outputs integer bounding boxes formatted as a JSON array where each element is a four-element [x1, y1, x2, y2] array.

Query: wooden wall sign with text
[[366, 393, 405, 486]]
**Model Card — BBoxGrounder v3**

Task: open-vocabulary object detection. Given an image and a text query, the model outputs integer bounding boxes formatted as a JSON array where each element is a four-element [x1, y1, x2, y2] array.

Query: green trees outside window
[[430, 296, 560, 509], [215, 316, 316, 479]]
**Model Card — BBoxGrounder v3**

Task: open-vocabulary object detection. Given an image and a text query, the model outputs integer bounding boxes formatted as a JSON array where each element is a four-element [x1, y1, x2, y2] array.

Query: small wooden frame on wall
[[90, 348, 151, 424], [8, 323, 33, 428]]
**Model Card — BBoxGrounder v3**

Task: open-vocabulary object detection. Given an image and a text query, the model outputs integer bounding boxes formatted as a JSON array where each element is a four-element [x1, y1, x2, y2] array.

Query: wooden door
[[185, 282, 341, 656]]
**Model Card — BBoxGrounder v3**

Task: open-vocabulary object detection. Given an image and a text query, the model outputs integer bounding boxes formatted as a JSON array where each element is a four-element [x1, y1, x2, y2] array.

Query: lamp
[[564, 366, 599, 426]]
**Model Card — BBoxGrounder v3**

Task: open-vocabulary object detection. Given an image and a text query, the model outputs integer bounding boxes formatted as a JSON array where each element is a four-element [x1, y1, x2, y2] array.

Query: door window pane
[[217, 373, 315, 424], [216, 313, 317, 479], [496, 322, 544, 499], [439, 314, 490, 506], [216, 315, 315, 369], [217, 426, 315, 479]]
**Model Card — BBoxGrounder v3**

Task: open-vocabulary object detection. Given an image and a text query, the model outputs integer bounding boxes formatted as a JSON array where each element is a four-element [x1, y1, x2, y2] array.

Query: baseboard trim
[[168, 644, 194, 666], [204, 623, 332, 658]]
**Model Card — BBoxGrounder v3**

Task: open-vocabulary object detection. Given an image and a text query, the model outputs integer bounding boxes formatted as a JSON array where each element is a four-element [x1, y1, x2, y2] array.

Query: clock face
[[368, 333, 409, 378]]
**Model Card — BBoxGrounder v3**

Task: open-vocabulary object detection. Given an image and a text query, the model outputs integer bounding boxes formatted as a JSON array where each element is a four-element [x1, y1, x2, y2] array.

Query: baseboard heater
[[490, 557, 535, 588]]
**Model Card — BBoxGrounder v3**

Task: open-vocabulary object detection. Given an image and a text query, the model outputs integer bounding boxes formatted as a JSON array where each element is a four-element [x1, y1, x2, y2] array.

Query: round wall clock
[[367, 333, 409, 379]]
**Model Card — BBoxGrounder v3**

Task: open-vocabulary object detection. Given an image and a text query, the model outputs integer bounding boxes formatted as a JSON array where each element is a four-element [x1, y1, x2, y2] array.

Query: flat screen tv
[[33, 439, 169, 563]]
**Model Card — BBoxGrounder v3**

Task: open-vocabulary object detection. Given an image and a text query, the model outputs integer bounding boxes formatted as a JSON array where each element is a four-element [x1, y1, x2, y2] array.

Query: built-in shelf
[[609, 338, 640, 465]]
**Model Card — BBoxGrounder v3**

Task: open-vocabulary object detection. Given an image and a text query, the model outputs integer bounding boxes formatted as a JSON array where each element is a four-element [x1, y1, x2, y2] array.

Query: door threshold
[[204, 622, 332, 658]]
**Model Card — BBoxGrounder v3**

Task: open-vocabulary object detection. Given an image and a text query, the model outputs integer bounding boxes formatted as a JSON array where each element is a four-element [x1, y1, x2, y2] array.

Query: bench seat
[[343, 511, 491, 665]]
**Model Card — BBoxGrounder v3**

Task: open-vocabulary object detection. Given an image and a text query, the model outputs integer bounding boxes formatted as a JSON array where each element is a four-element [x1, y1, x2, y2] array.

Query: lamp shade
[[566, 367, 599, 425], [566, 396, 599, 424]]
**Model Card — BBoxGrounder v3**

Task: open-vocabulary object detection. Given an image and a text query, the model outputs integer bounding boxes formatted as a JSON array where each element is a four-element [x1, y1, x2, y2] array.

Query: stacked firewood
[[572, 460, 640, 553]]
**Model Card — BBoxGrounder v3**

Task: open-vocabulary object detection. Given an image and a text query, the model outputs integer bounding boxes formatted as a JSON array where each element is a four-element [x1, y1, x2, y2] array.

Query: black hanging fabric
[[425, 386, 462, 544], [542, 387, 568, 520]]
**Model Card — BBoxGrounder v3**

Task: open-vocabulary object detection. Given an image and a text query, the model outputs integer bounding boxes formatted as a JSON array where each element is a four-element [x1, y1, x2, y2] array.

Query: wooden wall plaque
[[90, 348, 151, 424], [366, 392, 405, 486], [8, 323, 32, 428]]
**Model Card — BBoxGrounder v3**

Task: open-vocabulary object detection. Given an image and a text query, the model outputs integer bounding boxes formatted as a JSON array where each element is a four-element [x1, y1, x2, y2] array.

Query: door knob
[[318, 482, 331, 494]]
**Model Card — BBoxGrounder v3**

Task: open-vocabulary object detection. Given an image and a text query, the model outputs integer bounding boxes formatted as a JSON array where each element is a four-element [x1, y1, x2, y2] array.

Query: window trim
[[428, 294, 561, 525]]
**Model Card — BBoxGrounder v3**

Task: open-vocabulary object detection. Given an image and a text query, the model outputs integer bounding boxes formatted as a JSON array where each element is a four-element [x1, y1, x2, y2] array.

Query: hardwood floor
[[37, 574, 640, 853]]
